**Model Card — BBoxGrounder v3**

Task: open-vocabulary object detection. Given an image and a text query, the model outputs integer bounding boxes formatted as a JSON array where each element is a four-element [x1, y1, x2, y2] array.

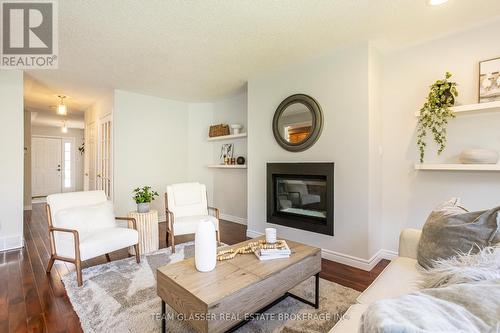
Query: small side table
[[128, 210, 159, 255]]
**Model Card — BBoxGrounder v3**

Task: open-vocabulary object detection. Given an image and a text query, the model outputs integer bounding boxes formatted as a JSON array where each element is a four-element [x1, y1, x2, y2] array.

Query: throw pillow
[[417, 198, 500, 269], [419, 245, 500, 288]]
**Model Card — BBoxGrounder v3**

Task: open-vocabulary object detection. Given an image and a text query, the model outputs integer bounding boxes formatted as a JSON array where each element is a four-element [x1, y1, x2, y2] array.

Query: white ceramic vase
[[195, 219, 217, 272]]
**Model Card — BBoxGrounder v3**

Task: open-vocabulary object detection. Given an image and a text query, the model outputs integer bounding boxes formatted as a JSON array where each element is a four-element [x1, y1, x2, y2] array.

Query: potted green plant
[[417, 72, 458, 163], [133, 186, 159, 213]]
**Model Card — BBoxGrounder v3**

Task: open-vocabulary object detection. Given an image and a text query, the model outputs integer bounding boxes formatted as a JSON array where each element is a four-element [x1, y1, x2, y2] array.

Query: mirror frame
[[272, 94, 323, 152]]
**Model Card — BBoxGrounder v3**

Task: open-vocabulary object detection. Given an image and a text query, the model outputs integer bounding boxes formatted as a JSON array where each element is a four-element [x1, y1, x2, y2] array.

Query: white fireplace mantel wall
[[247, 19, 500, 269], [247, 42, 384, 268]]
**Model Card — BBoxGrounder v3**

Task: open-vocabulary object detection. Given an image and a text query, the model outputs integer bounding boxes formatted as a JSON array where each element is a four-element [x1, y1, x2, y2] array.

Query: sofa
[[330, 228, 423, 332]]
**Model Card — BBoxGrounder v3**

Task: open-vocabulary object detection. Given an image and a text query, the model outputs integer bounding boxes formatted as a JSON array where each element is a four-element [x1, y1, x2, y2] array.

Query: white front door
[[32, 137, 62, 197], [97, 115, 112, 199]]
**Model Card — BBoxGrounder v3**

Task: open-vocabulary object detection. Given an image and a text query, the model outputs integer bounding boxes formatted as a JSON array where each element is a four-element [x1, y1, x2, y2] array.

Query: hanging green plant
[[417, 72, 458, 163]]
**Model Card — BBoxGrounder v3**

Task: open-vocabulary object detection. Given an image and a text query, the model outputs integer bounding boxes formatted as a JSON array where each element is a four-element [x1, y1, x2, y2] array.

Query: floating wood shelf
[[207, 133, 247, 141], [414, 163, 500, 171], [414, 101, 500, 117], [207, 164, 247, 169]]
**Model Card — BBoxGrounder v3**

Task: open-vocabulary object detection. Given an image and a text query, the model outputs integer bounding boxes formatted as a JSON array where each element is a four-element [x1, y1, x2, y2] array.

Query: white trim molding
[[246, 229, 398, 271], [0, 236, 24, 252], [220, 213, 247, 225], [157, 212, 247, 226]]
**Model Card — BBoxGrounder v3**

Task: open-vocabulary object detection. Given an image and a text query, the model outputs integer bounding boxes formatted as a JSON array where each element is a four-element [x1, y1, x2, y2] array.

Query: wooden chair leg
[[134, 244, 140, 263], [170, 233, 175, 253], [46, 256, 55, 273], [216, 230, 221, 244], [76, 259, 83, 287], [105, 253, 111, 262], [165, 230, 169, 247]]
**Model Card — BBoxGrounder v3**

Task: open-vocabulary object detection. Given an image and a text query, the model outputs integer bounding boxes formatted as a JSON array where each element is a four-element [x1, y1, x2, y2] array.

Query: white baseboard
[[246, 229, 264, 238], [246, 229, 398, 271], [219, 213, 247, 225], [0, 236, 24, 252], [157, 212, 247, 225]]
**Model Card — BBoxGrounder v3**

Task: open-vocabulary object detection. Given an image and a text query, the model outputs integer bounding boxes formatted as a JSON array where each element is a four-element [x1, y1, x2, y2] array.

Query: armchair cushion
[[166, 183, 209, 218], [47, 190, 108, 220], [54, 201, 117, 240], [173, 215, 219, 236], [56, 227, 138, 261]]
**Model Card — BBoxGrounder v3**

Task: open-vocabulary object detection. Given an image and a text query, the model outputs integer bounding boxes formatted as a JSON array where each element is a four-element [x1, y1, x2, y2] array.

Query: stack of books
[[254, 241, 291, 261]]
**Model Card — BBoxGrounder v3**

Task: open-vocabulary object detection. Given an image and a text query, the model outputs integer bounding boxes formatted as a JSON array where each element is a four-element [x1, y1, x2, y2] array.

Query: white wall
[[211, 93, 248, 223], [380, 20, 500, 252], [0, 70, 24, 251], [247, 43, 380, 263], [31, 126, 85, 191], [187, 102, 215, 205], [112, 90, 248, 223], [113, 90, 189, 217]]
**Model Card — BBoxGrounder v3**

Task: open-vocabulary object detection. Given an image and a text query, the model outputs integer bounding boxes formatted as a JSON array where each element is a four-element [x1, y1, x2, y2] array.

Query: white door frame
[[85, 121, 97, 191], [31, 135, 76, 195], [97, 113, 113, 199]]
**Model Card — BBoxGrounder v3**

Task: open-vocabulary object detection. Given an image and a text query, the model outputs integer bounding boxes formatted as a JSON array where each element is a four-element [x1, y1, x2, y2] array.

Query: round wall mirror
[[272, 94, 323, 152]]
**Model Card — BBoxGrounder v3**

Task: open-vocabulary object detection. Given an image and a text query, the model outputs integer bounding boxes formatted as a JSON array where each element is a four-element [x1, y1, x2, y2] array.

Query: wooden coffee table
[[157, 236, 321, 333]]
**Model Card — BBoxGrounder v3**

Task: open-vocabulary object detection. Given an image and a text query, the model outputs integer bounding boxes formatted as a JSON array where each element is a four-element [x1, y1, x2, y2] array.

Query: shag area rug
[[62, 242, 359, 333]]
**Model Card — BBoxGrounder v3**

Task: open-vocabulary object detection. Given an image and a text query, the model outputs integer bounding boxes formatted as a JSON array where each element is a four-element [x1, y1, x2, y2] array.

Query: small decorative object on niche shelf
[[220, 143, 234, 164], [479, 57, 500, 103], [459, 149, 499, 164], [237, 156, 246, 165], [209, 124, 230, 137], [230, 124, 243, 134]]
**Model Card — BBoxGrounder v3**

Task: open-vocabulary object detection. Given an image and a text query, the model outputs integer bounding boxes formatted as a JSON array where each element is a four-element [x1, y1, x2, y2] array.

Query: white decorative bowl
[[230, 124, 243, 134], [459, 149, 499, 164]]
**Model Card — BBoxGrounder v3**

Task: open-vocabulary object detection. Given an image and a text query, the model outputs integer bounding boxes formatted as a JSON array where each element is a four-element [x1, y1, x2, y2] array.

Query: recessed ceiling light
[[428, 0, 448, 6]]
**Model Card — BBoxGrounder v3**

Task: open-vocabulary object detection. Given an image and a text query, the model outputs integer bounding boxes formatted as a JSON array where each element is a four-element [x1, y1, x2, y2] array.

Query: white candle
[[265, 228, 277, 244]]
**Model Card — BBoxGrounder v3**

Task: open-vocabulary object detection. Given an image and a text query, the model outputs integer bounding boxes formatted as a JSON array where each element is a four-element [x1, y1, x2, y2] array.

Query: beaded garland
[[216, 239, 287, 261]]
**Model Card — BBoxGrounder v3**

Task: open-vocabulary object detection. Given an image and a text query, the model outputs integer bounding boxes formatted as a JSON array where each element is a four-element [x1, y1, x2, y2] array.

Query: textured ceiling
[[25, 0, 500, 108]]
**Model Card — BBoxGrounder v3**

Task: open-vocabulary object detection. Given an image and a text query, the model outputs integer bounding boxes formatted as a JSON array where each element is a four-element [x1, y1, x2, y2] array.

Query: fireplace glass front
[[275, 176, 327, 221]]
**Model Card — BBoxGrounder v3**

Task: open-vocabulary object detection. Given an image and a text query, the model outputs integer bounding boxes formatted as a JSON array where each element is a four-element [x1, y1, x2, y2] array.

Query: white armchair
[[165, 182, 220, 253], [45, 190, 140, 286]]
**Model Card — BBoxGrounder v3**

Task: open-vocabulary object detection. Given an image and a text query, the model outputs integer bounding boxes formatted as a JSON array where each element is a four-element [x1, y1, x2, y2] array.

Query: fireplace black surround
[[267, 163, 334, 236]]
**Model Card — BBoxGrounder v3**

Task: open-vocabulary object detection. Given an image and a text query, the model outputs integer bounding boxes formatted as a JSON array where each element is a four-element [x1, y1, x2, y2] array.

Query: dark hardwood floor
[[1, 203, 390, 333]]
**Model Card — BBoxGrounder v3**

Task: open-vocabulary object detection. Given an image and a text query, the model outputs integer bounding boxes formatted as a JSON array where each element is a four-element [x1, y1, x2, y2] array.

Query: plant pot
[[137, 202, 150, 213]]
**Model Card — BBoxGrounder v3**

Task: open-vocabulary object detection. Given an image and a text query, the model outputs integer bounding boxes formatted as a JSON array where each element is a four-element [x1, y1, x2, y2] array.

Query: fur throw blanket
[[419, 246, 500, 288]]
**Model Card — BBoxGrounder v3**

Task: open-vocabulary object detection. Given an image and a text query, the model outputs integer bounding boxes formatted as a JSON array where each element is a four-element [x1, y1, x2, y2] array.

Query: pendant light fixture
[[57, 95, 67, 115], [61, 120, 68, 133]]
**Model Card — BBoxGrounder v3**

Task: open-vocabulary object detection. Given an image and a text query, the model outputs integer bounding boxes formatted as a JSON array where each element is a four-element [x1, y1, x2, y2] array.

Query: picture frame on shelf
[[479, 57, 500, 103], [220, 143, 234, 164]]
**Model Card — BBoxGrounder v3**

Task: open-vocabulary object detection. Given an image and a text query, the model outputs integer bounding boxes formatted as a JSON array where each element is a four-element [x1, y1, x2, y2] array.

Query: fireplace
[[267, 163, 334, 235]]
